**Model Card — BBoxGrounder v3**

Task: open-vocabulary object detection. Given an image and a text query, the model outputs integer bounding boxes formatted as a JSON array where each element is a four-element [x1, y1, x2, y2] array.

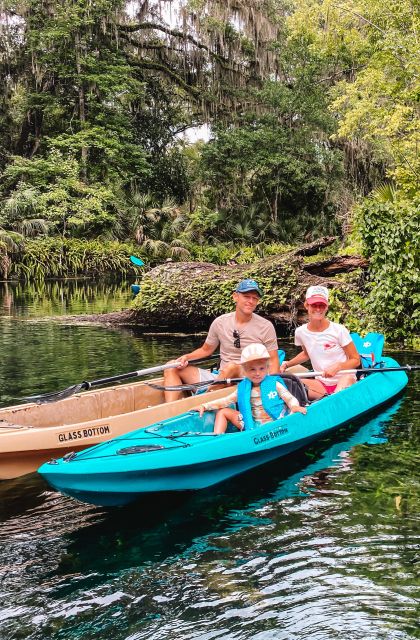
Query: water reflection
[[1, 397, 418, 640], [0, 279, 133, 318]]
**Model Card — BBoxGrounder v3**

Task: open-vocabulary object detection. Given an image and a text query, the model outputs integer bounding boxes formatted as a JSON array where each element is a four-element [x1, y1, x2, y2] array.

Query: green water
[[0, 281, 418, 640]]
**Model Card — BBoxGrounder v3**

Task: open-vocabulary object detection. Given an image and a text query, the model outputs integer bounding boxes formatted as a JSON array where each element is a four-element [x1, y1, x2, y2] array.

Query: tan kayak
[[0, 380, 232, 480]]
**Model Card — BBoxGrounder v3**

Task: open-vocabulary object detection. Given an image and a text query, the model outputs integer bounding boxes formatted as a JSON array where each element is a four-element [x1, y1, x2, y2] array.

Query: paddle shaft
[[80, 356, 219, 390], [150, 364, 418, 392], [227, 365, 418, 382], [293, 365, 419, 378], [24, 355, 219, 402]]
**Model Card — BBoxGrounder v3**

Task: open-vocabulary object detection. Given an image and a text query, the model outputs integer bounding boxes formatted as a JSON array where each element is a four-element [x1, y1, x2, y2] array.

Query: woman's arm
[[280, 348, 310, 372], [323, 341, 361, 378]]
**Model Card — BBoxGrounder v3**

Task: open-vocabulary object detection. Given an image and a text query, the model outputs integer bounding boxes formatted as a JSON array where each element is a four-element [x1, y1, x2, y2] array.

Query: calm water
[[0, 281, 419, 640]]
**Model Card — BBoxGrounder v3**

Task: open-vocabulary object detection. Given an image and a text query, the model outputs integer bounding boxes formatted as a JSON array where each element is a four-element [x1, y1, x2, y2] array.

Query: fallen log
[[303, 255, 368, 276], [130, 238, 366, 335]]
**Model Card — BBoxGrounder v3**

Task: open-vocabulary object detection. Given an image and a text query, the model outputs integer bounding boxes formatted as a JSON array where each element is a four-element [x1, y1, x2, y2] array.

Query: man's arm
[[175, 341, 216, 367]]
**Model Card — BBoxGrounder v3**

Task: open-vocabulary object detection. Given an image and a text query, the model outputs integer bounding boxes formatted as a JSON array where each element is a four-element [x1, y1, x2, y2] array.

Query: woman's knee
[[336, 374, 357, 390]]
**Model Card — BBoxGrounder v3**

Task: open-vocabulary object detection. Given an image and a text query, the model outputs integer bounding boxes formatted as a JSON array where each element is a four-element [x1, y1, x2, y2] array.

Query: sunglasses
[[233, 330, 241, 349]]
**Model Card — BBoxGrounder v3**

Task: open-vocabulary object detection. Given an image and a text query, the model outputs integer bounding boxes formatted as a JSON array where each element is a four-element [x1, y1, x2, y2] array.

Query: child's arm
[[276, 382, 307, 415], [194, 389, 238, 417]]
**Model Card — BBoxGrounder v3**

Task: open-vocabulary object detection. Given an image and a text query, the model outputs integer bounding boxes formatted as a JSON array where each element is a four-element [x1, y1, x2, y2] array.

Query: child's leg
[[214, 408, 243, 434]]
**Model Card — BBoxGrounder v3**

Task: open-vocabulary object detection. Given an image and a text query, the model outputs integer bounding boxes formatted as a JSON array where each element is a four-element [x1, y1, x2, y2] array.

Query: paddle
[[130, 255, 144, 267], [25, 355, 219, 404], [149, 364, 419, 392]]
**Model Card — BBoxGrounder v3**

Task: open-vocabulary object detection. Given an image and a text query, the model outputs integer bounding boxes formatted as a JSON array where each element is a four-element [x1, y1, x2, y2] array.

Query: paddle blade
[[23, 382, 86, 404], [130, 255, 144, 267]]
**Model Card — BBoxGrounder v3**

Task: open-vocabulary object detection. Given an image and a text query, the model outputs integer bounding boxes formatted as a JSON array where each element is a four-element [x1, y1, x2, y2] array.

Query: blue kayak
[[38, 357, 408, 506]]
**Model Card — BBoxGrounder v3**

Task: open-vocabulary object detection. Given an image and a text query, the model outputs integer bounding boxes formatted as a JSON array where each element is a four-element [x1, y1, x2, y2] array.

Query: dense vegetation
[[0, 0, 418, 342]]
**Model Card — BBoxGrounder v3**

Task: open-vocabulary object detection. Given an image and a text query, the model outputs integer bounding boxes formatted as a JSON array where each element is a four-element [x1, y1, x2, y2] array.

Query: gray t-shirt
[[205, 312, 278, 370]]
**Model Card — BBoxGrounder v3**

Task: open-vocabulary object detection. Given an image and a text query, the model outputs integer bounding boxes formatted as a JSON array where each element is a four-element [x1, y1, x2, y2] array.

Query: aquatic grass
[[5, 238, 140, 281]]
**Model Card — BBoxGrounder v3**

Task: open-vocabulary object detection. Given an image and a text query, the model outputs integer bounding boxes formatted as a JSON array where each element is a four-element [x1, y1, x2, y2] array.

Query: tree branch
[[118, 21, 232, 66], [125, 54, 202, 99]]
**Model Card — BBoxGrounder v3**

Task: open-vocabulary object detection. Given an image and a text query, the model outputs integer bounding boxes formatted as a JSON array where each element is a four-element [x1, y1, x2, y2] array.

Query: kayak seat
[[278, 374, 309, 407], [350, 332, 385, 368]]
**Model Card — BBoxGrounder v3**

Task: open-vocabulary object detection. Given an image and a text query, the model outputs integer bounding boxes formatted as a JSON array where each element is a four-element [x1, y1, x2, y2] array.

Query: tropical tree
[[288, 0, 420, 194]]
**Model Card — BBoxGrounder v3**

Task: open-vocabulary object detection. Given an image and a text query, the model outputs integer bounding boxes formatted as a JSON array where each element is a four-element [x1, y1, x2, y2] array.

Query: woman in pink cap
[[280, 286, 360, 400]]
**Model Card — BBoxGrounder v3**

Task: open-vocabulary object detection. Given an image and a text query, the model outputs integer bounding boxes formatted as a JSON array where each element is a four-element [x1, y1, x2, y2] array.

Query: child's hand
[[193, 405, 206, 417], [291, 405, 307, 415]]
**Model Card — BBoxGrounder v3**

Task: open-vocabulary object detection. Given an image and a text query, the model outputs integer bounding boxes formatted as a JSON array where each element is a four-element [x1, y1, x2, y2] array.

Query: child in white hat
[[195, 343, 306, 434]]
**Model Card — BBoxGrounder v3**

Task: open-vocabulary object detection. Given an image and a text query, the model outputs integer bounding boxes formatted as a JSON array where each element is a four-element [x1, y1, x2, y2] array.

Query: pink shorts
[[319, 381, 337, 395]]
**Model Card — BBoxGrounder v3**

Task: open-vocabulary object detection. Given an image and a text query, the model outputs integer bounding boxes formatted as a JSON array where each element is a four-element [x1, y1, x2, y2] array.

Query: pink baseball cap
[[305, 285, 329, 306]]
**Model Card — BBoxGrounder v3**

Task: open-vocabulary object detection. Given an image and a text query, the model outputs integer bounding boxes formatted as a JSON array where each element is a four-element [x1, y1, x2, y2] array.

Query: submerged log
[[131, 238, 367, 335]]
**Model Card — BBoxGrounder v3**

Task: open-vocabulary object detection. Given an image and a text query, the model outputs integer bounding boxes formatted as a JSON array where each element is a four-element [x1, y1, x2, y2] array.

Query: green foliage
[[198, 75, 343, 243], [4, 238, 138, 281], [353, 194, 419, 342], [1, 152, 124, 237], [289, 0, 420, 194], [132, 255, 300, 327], [189, 242, 293, 265]]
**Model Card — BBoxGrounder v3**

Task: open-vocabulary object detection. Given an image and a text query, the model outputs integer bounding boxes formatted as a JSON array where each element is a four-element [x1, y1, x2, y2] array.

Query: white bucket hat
[[240, 343, 270, 364]]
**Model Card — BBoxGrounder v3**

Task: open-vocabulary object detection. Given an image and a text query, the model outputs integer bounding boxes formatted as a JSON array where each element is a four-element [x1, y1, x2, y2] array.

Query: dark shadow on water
[[0, 472, 49, 520], [50, 398, 403, 585]]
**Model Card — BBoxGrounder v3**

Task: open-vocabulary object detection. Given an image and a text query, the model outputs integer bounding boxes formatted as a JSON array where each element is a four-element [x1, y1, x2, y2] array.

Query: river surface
[[0, 281, 418, 640]]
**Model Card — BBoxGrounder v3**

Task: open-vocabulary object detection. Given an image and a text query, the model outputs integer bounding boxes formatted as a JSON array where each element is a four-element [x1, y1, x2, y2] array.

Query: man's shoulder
[[250, 313, 275, 327], [213, 312, 235, 325], [209, 312, 235, 332]]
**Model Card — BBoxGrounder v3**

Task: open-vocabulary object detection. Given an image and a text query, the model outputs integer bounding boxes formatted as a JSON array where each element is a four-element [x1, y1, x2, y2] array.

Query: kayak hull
[[39, 357, 408, 505], [55, 436, 319, 506]]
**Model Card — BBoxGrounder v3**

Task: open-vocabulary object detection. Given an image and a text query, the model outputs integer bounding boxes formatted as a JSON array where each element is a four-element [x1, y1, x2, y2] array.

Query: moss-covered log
[[132, 238, 367, 335]]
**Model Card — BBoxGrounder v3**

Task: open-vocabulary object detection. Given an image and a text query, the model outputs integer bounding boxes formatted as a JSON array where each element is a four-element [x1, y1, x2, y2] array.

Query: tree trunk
[[75, 31, 88, 181]]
